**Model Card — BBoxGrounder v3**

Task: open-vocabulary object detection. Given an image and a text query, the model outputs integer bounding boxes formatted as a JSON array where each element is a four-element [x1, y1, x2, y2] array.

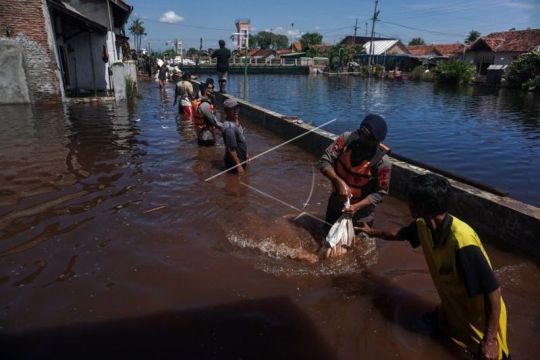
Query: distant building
[[465, 28, 540, 74], [407, 43, 465, 65], [235, 19, 250, 49], [0, 0, 133, 103]]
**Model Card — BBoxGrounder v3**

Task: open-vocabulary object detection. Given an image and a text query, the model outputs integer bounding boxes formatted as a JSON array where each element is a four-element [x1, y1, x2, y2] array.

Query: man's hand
[[335, 179, 351, 201], [342, 201, 361, 215], [480, 337, 498, 360]]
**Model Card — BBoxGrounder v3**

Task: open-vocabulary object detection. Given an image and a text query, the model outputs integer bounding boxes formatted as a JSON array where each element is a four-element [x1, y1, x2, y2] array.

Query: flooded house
[[465, 28, 540, 75], [0, 0, 133, 104]]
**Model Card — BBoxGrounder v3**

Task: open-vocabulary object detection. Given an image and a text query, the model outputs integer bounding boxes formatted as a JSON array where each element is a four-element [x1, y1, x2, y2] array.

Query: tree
[[129, 18, 146, 53], [435, 60, 475, 85], [253, 31, 289, 49], [300, 32, 323, 50], [186, 48, 199, 57], [465, 30, 480, 44], [409, 37, 426, 46], [254, 31, 273, 49], [504, 51, 540, 92], [273, 34, 289, 49]]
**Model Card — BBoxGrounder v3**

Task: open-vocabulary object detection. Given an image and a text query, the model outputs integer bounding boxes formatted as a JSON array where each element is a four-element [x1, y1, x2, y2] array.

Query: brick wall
[[0, 0, 62, 103]]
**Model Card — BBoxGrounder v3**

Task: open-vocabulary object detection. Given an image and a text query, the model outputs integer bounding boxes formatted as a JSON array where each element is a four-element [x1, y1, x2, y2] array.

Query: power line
[[379, 20, 466, 37]]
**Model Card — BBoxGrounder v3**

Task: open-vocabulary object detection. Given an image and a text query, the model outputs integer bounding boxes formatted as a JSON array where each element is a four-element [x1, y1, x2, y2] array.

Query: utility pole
[[365, 22, 368, 36], [353, 18, 358, 44], [368, 0, 380, 69]]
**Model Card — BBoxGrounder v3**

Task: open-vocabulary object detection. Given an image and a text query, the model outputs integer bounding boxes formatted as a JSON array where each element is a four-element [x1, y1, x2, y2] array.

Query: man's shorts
[[218, 71, 228, 81]]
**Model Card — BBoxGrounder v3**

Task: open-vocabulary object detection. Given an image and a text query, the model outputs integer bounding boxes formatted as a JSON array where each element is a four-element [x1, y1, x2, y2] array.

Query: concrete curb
[[216, 92, 540, 261]]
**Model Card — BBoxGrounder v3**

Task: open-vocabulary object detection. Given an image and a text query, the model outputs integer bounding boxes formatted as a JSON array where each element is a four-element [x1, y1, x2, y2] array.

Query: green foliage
[[253, 31, 289, 49], [186, 48, 199, 57], [129, 18, 146, 53], [465, 30, 480, 44], [300, 32, 323, 50], [504, 51, 540, 92], [373, 64, 385, 77], [125, 78, 138, 101], [410, 66, 434, 81], [434, 60, 475, 85], [409, 37, 426, 46], [321, 45, 365, 71]]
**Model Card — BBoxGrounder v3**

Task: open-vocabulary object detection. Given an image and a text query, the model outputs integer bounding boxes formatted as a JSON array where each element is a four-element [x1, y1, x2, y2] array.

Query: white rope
[[240, 182, 331, 226], [204, 118, 337, 182]]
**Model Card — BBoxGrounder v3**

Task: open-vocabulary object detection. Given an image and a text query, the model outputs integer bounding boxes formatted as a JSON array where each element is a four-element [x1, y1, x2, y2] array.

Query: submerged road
[[0, 80, 538, 359]]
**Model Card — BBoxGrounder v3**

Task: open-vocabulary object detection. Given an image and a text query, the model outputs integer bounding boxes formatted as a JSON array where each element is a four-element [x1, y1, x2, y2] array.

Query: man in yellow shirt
[[361, 174, 510, 360]]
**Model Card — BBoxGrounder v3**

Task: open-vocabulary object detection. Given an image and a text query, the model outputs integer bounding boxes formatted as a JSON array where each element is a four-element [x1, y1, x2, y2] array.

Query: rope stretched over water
[[204, 118, 337, 182]]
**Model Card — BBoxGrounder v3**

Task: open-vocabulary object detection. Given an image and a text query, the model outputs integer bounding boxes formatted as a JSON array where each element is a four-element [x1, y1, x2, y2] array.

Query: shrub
[[504, 51, 540, 92], [434, 59, 475, 85], [410, 66, 433, 81], [373, 64, 385, 77]]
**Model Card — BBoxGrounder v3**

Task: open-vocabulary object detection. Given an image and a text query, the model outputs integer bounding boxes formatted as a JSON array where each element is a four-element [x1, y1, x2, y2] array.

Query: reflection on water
[[223, 74, 540, 206], [0, 81, 538, 360]]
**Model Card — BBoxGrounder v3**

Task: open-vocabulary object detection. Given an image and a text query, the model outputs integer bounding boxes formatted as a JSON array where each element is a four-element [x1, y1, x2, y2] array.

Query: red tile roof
[[472, 29, 540, 52], [434, 44, 465, 56], [407, 45, 440, 56], [407, 44, 464, 57]]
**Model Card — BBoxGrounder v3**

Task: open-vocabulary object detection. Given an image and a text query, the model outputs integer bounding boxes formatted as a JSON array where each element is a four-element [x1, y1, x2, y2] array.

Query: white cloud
[[501, 1, 538, 9], [160, 11, 184, 24], [287, 29, 301, 38]]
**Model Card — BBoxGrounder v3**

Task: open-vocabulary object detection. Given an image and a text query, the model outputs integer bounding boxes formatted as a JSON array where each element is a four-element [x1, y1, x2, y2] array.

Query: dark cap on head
[[359, 114, 387, 142]]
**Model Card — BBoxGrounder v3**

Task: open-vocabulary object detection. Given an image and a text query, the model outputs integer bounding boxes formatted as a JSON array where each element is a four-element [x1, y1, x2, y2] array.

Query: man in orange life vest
[[319, 114, 391, 229]]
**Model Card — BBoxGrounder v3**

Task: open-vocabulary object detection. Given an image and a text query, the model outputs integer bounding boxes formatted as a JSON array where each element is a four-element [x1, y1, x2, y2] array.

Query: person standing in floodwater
[[174, 72, 195, 119], [319, 114, 391, 242], [360, 174, 511, 360], [192, 83, 221, 146], [211, 40, 231, 93], [158, 62, 169, 90], [222, 98, 248, 175]]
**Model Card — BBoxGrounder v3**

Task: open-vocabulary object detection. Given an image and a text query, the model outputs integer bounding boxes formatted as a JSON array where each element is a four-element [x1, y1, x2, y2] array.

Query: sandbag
[[325, 198, 355, 248]]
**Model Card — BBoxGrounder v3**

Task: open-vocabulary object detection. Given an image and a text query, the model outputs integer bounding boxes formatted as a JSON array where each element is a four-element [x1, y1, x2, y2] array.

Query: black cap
[[359, 114, 387, 142]]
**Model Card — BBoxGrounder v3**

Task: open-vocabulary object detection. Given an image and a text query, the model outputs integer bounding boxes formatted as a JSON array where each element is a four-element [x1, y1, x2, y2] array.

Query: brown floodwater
[[0, 81, 539, 360]]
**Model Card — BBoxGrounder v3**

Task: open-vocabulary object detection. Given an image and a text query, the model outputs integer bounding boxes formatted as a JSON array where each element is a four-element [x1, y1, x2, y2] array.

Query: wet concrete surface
[[0, 80, 539, 359]]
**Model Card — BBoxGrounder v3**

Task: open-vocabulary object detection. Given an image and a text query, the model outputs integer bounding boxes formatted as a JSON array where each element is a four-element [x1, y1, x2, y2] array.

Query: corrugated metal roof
[[363, 40, 399, 55]]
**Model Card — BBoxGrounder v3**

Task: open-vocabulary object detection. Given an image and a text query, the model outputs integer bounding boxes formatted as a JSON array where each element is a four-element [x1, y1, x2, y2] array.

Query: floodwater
[[0, 80, 539, 360], [223, 74, 540, 207]]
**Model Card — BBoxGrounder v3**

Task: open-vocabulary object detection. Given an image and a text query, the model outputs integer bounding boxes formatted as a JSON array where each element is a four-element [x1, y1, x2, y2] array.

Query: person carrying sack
[[318, 114, 391, 255]]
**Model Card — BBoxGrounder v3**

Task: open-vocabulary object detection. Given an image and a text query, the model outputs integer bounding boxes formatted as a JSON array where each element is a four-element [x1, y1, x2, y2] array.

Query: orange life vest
[[334, 142, 390, 201], [192, 99, 215, 128]]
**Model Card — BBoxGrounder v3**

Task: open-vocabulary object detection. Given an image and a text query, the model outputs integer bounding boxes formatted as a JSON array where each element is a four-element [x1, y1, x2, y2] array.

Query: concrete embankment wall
[[216, 93, 540, 261], [185, 65, 310, 75]]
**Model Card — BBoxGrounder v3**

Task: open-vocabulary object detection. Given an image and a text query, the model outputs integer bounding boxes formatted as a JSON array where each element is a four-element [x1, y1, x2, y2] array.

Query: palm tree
[[129, 18, 146, 54], [465, 30, 481, 45]]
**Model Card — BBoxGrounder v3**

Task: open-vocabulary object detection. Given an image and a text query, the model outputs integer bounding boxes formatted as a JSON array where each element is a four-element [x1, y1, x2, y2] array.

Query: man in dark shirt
[[211, 40, 231, 93], [222, 98, 248, 175], [361, 174, 510, 360]]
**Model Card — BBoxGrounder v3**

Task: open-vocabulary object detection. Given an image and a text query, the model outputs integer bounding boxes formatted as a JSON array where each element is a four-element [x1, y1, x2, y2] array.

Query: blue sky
[[126, 0, 540, 51]]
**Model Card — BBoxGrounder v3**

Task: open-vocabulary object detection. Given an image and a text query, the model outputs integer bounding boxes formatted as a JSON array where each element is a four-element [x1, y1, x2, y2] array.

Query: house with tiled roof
[[465, 28, 540, 74], [407, 43, 465, 65]]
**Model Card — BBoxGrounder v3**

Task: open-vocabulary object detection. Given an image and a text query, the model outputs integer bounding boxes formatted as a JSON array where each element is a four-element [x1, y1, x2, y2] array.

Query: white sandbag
[[325, 198, 355, 248]]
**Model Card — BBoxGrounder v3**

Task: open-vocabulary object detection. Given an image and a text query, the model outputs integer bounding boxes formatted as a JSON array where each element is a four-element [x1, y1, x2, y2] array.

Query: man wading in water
[[319, 114, 391, 256], [361, 174, 511, 360]]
